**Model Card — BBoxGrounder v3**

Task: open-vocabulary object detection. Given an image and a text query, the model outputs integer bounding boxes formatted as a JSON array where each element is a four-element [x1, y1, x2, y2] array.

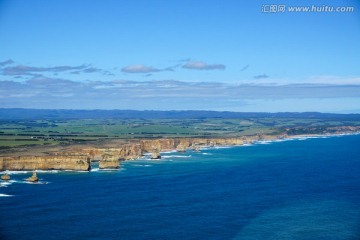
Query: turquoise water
[[1, 135, 360, 239]]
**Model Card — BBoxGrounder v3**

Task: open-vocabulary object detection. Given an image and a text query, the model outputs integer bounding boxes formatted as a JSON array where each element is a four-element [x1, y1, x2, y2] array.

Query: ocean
[[1, 134, 360, 239]]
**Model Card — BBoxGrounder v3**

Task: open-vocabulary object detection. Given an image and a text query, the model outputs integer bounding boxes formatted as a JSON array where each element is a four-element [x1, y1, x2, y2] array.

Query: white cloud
[[182, 61, 225, 70], [121, 64, 160, 73], [308, 75, 360, 85]]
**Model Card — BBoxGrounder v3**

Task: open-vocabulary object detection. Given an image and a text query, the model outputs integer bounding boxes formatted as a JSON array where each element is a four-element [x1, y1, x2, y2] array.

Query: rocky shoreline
[[1, 126, 359, 172]]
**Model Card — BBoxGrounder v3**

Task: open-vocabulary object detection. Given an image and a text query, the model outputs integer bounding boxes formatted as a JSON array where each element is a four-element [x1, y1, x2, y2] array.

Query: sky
[[0, 0, 360, 113]]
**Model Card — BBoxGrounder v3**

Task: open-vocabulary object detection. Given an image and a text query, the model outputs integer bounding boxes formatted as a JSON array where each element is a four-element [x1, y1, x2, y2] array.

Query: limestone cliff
[[80, 144, 142, 160], [0, 154, 91, 171], [99, 154, 120, 169], [0, 134, 322, 171], [140, 139, 176, 152], [118, 144, 142, 160]]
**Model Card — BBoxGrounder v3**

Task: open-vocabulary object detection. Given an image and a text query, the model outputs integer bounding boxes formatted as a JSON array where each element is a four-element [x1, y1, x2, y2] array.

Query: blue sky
[[0, 0, 360, 112]]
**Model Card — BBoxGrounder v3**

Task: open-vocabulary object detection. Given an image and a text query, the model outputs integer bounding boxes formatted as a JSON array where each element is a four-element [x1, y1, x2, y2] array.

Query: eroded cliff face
[[0, 154, 91, 171], [140, 139, 176, 152], [139, 137, 249, 153], [118, 144, 142, 160], [0, 134, 294, 171], [81, 144, 142, 159], [99, 154, 120, 169]]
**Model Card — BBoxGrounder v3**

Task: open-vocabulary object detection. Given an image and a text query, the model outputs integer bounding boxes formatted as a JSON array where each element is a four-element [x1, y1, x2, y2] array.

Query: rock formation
[[26, 172, 39, 182], [151, 151, 161, 159], [118, 144, 142, 160], [0, 154, 91, 171], [0, 134, 321, 171], [1, 173, 10, 181], [176, 144, 187, 152], [99, 154, 120, 169], [140, 139, 176, 152]]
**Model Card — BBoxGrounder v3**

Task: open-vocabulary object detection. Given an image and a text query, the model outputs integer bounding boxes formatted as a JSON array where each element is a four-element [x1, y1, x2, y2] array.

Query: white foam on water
[[19, 180, 49, 185], [0, 182, 12, 187], [202, 153, 213, 155], [242, 143, 253, 147], [133, 164, 152, 167], [289, 133, 360, 142], [273, 138, 294, 143], [0, 193, 13, 197], [1, 171, 29, 175], [161, 150, 177, 154], [145, 158, 160, 161], [162, 155, 192, 158], [213, 146, 232, 149], [90, 168, 99, 172], [63, 170, 89, 173], [256, 140, 272, 145], [35, 170, 59, 173], [99, 168, 120, 171], [1, 169, 62, 175]]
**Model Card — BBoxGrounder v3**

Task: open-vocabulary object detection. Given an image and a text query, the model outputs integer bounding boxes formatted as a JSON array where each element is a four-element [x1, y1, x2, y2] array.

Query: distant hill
[[1, 108, 360, 120]]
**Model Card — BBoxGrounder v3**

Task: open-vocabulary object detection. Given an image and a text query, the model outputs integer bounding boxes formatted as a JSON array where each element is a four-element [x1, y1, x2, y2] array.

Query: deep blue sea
[[1, 134, 360, 240]]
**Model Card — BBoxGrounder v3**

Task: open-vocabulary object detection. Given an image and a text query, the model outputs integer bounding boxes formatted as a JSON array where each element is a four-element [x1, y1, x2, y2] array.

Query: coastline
[[1, 127, 359, 173]]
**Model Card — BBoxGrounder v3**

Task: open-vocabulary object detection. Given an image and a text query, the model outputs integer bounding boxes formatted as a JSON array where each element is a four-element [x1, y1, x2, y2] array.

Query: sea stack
[[26, 172, 39, 182], [176, 144, 187, 152], [1, 173, 10, 181], [151, 152, 161, 159]]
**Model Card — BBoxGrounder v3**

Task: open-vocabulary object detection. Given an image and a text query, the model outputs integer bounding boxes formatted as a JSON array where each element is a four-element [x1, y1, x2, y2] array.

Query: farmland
[[1, 114, 359, 150]]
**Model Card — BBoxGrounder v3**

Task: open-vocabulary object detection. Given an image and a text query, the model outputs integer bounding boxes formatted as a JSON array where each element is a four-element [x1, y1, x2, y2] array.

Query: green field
[[1, 117, 359, 149]]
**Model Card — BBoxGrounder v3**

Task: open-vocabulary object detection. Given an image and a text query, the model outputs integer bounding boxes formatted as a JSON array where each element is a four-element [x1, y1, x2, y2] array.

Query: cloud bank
[[182, 61, 226, 70], [1, 76, 360, 110], [1, 61, 112, 77], [121, 64, 162, 74], [254, 74, 269, 79], [0, 59, 14, 66]]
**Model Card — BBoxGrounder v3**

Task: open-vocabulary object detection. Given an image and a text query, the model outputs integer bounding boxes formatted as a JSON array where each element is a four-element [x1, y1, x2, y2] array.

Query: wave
[[242, 143, 253, 147], [288, 132, 360, 142], [35, 170, 59, 173], [162, 155, 192, 159], [213, 146, 232, 149], [19, 180, 49, 185], [0, 193, 13, 197], [0, 181, 12, 187], [99, 168, 121, 171], [256, 140, 272, 145], [63, 170, 89, 172], [202, 153, 213, 155], [1, 170, 59, 175], [133, 164, 152, 167], [161, 150, 177, 154], [0, 171, 29, 175]]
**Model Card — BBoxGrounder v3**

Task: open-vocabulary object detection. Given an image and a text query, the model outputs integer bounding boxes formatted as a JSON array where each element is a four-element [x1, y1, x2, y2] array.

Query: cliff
[[2, 130, 357, 172], [118, 143, 143, 160], [0, 154, 91, 171], [99, 154, 120, 169], [81, 143, 142, 160], [140, 139, 176, 152]]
